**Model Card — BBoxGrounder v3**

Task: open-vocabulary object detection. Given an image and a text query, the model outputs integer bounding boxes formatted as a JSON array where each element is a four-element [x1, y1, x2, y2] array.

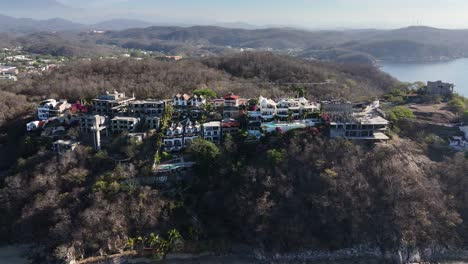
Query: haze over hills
[[90, 19, 155, 31], [0, 14, 159, 33], [1, 13, 468, 64], [93, 25, 468, 62], [0, 14, 83, 33]]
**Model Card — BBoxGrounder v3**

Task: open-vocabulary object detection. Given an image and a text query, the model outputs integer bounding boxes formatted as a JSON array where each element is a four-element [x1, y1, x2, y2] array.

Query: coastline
[[376, 56, 465, 64]]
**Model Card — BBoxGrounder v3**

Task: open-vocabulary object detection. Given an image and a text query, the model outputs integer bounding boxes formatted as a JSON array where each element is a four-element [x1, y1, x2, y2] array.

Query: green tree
[[448, 97, 466, 115], [266, 149, 285, 166], [193, 88, 217, 99], [188, 139, 220, 171], [388, 106, 415, 122]]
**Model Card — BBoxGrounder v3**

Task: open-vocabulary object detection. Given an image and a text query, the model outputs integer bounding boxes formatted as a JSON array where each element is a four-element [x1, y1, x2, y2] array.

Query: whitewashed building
[[203, 121, 222, 144], [37, 99, 70, 121]]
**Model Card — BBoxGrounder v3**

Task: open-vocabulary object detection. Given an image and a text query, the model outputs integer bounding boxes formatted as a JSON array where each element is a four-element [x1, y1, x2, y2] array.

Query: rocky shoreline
[[5, 244, 468, 264], [70, 246, 468, 264]]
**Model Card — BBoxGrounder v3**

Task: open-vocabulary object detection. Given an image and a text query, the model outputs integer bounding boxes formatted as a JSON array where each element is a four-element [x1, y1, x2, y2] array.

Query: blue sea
[[380, 58, 468, 97]]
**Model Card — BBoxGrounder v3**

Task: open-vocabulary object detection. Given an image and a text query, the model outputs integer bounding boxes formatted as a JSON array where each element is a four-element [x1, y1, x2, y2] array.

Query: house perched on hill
[[426, 81, 454, 97], [92, 91, 135, 116], [163, 119, 201, 152], [324, 100, 390, 141], [128, 99, 165, 117], [37, 99, 71, 120]]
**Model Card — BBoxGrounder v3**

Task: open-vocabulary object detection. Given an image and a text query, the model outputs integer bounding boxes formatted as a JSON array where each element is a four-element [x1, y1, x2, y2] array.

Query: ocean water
[[380, 58, 468, 97]]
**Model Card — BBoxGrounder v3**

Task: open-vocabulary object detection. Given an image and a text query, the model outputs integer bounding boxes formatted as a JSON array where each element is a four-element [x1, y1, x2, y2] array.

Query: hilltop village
[[27, 91, 390, 155], [25, 80, 468, 181]]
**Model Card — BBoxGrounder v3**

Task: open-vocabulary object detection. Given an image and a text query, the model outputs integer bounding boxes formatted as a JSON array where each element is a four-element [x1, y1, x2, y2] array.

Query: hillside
[[90, 19, 155, 31], [0, 52, 397, 168], [0, 14, 83, 33], [0, 52, 397, 105], [1, 24, 468, 62], [340, 26, 468, 61], [85, 25, 468, 62], [0, 52, 467, 263]]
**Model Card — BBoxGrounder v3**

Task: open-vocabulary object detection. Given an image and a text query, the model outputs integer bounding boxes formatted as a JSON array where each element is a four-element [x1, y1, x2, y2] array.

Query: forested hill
[[0, 52, 397, 110], [0, 51, 468, 263], [2, 23, 468, 62]]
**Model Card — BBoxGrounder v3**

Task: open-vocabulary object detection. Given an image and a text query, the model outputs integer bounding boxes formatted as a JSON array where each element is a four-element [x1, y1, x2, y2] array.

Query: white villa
[[164, 119, 201, 152], [37, 99, 71, 121], [203, 121, 222, 144], [173, 94, 206, 108], [249, 96, 277, 121]]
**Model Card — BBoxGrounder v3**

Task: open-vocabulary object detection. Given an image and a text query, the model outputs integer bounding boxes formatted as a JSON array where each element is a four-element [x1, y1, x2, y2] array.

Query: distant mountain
[[3, 22, 468, 63], [0, 14, 84, 33], [102, 26, 350, 50], [339, 26, 468, 61], [213, 22, 260, 29], [90, 19, 154, 31]]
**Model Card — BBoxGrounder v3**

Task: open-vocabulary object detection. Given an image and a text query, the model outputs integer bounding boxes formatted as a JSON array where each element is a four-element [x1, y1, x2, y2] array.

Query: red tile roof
[[224, 94, 240, 100]]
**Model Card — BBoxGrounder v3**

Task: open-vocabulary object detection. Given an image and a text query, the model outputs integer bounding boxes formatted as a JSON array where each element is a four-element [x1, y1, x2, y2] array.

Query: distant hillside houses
[[0, 66, 18, 82], [26, 90, 393, 155]]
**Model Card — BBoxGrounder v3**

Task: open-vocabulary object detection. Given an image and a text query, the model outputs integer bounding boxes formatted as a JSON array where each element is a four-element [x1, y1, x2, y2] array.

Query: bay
[[380, 58, 468, 97]]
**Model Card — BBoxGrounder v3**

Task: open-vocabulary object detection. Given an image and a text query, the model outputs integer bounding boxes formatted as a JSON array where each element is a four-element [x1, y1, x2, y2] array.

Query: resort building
[[80, 115, 108, 133], [146, 116, 161, 130], [163, 119, 201, 152], [0, 66, 18, 75], [79, 115, 108, 151], [327, 101, 390, 140], [203, 121, 222, 144], [276, 98, 301, 121], [222, 119, 241, 137], [26, 120, 47, 131], [276, 97, 320, 121], [92, 91, 135, 116], [37, 99, 71, 121], [164, 123, 184, 152], [0, 73, 17, 81], [223, 93, 247, 119], [173, 94, 190, 107], [449, 136, 468, 151], [329, 116, 389, 140], [247, 121, 264, 140], [128, 100, 166, 117], [173, 94, 206, 108], [426, 81, 454, 97], [248, 96, 277, 121], [52, 139, 80, 153], [322, 100, 354, 114], [111, 116, 140, 133], [212, 98, 226, 109], [189, 95, 206, 108]]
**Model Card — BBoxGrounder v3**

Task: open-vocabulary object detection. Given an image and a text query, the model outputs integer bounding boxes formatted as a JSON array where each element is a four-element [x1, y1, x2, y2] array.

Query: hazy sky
[[57, 0, 468, 28]]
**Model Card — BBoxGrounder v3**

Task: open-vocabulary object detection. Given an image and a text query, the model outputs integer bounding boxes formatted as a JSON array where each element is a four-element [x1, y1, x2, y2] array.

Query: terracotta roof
[[224, 94, 240, 100]]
